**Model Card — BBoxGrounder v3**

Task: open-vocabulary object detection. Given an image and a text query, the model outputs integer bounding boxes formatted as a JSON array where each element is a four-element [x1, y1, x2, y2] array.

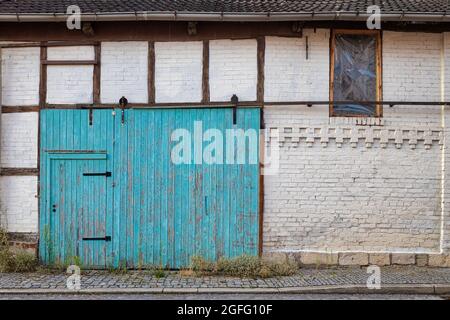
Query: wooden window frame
[[330, 29, 383, 117]]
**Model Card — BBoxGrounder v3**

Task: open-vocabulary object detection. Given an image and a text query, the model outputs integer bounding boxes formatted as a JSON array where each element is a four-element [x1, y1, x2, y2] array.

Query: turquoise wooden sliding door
[[40, 108, 260, 269]]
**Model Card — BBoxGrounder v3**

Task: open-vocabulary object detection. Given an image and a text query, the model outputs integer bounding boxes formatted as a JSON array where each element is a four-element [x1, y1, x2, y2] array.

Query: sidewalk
[[1, 266, 449, 295]]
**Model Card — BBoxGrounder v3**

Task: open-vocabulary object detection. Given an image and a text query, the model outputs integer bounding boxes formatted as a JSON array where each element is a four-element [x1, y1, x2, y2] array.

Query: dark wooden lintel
[[0, 168, 39, 176], [42, 60, 98, 65], [1, 106, 40, 113]]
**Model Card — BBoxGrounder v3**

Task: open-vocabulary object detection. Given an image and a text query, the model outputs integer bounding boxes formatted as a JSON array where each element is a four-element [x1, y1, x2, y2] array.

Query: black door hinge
[[83, 171, 112, 177]]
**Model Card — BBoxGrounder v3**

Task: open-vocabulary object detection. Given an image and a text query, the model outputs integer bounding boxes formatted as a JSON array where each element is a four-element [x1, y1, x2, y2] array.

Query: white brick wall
[[209, 39, 257, 102], [101, 42, 148, 104], [155, 41, 203, 103], [0, 176, 38, 233], [383, 32, 442, 102], [265, 30, 330, 102], [46, 65, 94, 104], [445, 33, 450, 101], [1, 47, 40, 106], [264, 31, 448, 255], [1, 112, 38, 168], [47, 46, 95, 61], [45, 45, 95, 104]]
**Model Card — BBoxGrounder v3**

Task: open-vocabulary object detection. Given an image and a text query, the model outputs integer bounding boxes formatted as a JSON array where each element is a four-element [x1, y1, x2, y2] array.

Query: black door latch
[[83, 172, 112, 177], [82, 236, 111, 241]]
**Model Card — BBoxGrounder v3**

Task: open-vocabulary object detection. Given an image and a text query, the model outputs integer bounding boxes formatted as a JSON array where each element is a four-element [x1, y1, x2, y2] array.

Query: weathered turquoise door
[[40, 110, 114, 267], [44, 153, 110, 267], [40, 108, 260, 269], [113, 108, 260, 268]]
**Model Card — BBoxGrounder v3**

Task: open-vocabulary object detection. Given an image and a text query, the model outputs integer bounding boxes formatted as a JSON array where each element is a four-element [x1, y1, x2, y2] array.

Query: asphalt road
[[0, 293, 445, 300]]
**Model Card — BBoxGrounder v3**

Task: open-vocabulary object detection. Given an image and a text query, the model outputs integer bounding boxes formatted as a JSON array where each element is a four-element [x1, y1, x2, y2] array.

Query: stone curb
[[0, 284, 449, 295]]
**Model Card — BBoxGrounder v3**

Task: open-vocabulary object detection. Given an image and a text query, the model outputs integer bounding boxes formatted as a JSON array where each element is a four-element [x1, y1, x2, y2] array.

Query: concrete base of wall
[[263, 252, 450, 268], [7, 232, 38, 255]]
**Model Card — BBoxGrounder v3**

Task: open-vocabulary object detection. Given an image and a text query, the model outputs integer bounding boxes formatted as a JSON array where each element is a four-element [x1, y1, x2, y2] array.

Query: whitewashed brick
[[1, 47, 40, 106], [155, 41, 203, 103], [101, 41, 148, 103], [265, 30, 329, 102], [445, 33, 450, 101], [209, 39, 257, 102], [1, 112, 38, 168], [0, 176, 38, 233], [46, 65, 94, 104], [264, 31, 448, 255], [47, 46, 95, 61], [383, 32, 442, 101]]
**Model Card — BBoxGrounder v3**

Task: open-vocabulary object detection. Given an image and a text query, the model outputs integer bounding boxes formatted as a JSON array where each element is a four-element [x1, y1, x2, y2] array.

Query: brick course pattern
[[209, 39, 258, 102], [1, 47, 40, 106], [0, 176, 38, 233], [264, 30, 329, 102], [46, 45, 96, 104], [0, 112, 38, 168], [155, 41, 203, 103], [100, 41, 149, 104], [263, 31, 447, 256]]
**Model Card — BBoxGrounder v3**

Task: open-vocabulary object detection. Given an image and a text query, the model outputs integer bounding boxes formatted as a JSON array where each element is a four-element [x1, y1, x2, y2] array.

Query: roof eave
[[0, 11, 449, 23]]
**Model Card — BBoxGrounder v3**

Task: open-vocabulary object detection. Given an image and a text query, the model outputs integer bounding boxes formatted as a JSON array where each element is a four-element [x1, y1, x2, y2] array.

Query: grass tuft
[[187, 255, 298, 278], [0, 228, 37, 273]]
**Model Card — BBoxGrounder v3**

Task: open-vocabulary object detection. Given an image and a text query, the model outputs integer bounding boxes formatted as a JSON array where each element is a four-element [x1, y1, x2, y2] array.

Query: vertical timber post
[[93, 44, 101, 104], [39, 45, 47, 109], [202, 40, 210, 103], [148, 41, 156, 104]]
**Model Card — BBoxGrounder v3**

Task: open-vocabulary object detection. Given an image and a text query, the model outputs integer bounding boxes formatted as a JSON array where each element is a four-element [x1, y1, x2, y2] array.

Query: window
[[330, 30, 382, 117]]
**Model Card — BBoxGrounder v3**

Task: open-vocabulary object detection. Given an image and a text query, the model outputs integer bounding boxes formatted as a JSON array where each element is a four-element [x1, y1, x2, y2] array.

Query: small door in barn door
[[40, 109, 115, 267], [44, 153, 110, 267]]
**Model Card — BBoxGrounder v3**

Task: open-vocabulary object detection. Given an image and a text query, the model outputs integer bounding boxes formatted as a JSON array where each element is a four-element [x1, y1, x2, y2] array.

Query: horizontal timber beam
[[42, 60, 98, 65], [40, 101, 450, 110], [0, 168, 39, 176], [1, 106, 40, 113]]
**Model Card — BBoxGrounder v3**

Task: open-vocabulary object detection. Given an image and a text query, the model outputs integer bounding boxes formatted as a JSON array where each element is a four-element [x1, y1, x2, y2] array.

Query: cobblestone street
[[1, 267, 449, 291]]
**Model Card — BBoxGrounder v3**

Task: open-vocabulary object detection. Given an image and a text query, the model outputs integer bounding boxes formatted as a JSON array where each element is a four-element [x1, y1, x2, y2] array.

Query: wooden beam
[[0, 168, 39, 176], [148, 41, 156, 104], [1, 21, 448, 42], [257, 37, 266, 103], [42, 60, 97, 65], [0, 41, 100, 49], [93, 45, 101, 104], [39, 45, 47, 108], [202, 40, 210, 103], [1, 106, 40, 113]]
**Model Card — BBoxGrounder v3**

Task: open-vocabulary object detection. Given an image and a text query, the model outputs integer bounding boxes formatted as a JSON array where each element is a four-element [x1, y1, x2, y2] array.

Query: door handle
[[82, 236, 111, 241], [83, 172, 112, 177]]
